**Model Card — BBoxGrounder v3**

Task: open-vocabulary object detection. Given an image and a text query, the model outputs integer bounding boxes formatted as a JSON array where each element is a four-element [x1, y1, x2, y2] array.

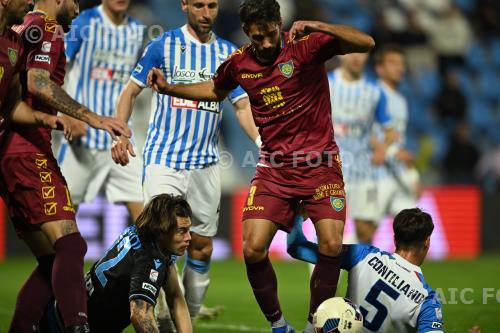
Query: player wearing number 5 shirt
[[128, 0, 376, 332]]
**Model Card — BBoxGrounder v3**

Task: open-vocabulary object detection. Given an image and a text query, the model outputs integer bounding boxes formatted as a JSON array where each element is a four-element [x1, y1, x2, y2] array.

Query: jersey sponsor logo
[[171, 97, 220, 113], [154, 259, 162, 269], [0, 66, 4, 83], [149, 269, 159, 283], [7, 48, 18, 66], [313, 183, 345, 200], [241, 73, 263, 79], [432, 322, 443, 329], [330, 196, 345, 212], [142, 282, 157, 294], [435, 308, 443, 320], [278, 60, 294, 78], [261, 86, 285, 109], [41, 41, 52, 53], [134, 63, 143, 74], [34, 54, 51, 64], [172, 66, 214, 82]]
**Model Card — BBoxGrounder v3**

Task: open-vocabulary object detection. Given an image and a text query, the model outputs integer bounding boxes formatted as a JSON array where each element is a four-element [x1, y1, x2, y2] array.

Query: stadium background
[[1, 0, 500, 332]]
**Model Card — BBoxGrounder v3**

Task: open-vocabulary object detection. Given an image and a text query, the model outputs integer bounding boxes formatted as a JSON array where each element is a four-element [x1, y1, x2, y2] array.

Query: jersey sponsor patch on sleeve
[[142, 282, 157, 294], [149, 269, 158, 283], [432, 322, 443, 329], [134, 63, 143, 74], [34, 54, 51, 64], [41, 41, 52, 53]]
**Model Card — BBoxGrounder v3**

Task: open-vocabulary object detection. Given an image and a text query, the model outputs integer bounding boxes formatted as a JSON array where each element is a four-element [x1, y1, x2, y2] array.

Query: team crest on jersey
[[278, 60, 294, 78], [330, 196, 345, 212], [8, 48, 17, 66]]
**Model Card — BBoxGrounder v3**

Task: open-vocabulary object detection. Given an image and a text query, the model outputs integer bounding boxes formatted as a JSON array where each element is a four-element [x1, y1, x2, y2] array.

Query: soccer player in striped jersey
[[57, 0, 145, 220], [374, 45, 420, 218], [112, 0, 259, 327]]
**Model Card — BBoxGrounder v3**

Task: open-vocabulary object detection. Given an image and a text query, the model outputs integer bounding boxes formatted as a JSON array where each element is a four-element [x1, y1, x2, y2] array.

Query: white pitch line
[[197, 322, 269, 332]]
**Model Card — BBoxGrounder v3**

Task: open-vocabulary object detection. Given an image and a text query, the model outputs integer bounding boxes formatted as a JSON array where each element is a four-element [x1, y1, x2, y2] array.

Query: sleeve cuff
[[130, 76, 147, 88]]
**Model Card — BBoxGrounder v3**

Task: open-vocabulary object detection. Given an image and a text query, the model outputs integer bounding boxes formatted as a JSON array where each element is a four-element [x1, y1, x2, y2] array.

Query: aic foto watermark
[[434, 288, 500, 305]]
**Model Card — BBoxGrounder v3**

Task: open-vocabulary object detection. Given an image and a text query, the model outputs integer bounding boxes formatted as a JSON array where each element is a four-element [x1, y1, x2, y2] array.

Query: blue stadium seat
[[477, 70, 500, 101], [489, 38, 500, 69], [466, 41, 491, 71], [413, 69, 441, 101], [468, 99, 494, 138]]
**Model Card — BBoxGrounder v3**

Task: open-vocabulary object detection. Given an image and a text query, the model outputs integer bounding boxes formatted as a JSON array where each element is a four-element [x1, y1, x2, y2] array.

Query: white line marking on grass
[[197, 323, 268, 332]]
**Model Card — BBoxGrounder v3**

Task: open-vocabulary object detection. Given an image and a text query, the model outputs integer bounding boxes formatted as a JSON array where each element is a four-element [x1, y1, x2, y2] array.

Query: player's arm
[[130, 299, 160, 333], [148, 68, 229, 102], [111, 80, 144, 166], [164, 265, 192, 333], [232, 96, 260, 144], [26, 68, 131, 139], [5, 74, 72, 138], [289, 21, 375, 54]]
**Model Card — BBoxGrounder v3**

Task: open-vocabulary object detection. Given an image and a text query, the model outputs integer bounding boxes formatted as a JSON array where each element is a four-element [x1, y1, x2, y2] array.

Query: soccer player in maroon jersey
[[1, 0, 130, 332], [141, 0, 374, 331]]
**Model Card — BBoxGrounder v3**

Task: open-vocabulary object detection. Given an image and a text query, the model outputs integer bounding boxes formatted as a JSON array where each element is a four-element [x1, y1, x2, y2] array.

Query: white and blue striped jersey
[[343, 245, 444, 333], [64, 5, 145, 150], [328, 69, 391, 182], [379, 80, 409, 174], [131, 25, 246, 170]]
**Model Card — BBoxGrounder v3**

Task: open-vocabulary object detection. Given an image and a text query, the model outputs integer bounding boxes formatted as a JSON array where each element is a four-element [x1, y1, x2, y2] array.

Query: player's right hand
[[111, 136, 136, 166], [62, 114, 87, 140], [148, 67, 169, 94], [88, 114, 132, 140]]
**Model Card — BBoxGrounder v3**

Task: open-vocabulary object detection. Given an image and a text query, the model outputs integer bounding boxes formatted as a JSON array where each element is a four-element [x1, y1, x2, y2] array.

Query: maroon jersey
[[213, 32, 343, 168], [0, 28, 24, 146], [5, 11, 66, 154]]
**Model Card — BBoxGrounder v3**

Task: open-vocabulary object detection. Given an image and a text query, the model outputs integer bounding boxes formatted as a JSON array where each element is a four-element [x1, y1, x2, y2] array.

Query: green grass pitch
[[1, 256, 499, 332]]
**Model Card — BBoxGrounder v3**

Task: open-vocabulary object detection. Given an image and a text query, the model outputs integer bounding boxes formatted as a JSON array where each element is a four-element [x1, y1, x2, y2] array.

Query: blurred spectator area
[[76, 0, 500, 192]]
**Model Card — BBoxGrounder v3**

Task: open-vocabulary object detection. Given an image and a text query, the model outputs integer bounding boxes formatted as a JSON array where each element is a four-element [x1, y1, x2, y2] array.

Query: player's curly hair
[[135, 194, 192, 240], [239, 0, 281, 30], [393, 208, 434, 250]]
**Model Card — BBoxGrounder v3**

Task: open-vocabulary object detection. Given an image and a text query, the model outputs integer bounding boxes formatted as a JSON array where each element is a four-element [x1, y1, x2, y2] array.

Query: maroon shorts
[[0, 152, 76, 236], [242, 155, 346, 232]]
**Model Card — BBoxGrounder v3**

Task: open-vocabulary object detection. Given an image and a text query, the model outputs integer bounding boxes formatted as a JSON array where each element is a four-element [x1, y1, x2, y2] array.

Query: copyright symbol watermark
[[24, 25, 43, 44], [219, 151, 234, 170]]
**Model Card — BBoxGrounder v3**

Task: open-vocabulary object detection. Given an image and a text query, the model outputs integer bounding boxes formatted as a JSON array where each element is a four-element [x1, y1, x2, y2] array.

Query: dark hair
[[393, 208, 434, 250], [135, 194, 192, 240], [239, 0, 281, 30], [374, 44, 404, 65]]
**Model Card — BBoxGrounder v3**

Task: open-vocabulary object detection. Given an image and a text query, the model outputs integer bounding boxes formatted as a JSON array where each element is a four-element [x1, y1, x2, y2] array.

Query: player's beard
[[6, 1, 29, 26], [56, 4, 73, 33]]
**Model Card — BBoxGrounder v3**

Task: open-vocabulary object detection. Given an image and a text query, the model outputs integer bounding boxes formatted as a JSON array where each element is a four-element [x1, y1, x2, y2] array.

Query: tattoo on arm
[[30, 69, 93, 122], [130, 299, 159, 333]]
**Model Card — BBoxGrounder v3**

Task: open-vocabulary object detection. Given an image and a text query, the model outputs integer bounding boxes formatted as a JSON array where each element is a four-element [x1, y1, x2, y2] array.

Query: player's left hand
[[289, 21, 322, 43], [111, 136, 136, 166], [36, 113, 72, 140], [88, 114, 132, 141]]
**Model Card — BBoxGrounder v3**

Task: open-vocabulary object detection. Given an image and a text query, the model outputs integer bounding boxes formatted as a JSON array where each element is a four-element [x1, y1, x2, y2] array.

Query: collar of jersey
[[393, 253, 422, 273], [31, 9, 48, 16], [181, 24, 216, 45]]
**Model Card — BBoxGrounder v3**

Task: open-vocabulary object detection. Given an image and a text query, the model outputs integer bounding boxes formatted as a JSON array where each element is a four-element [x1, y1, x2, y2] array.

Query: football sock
[[245, 256, 282, 323], [271, 315, 286, 328], [286, 214, 319, 264], [52, 233, 88, 327], [183, 257, 210, 319], [309, 252, 343, 322], [9, 254, 55, 333], [303, 321, 315, 333]]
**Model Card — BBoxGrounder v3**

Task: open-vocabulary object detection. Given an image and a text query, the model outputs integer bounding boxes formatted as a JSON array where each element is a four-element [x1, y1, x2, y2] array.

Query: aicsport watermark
[[434, 288, 500, 305]]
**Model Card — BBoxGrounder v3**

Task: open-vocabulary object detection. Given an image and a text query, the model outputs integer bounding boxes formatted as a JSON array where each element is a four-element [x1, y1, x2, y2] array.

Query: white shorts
[[345, 180, 381, 223], [377, 167, 419, 217], [58, 142, 143, 205], [143, 163, 221, 237]]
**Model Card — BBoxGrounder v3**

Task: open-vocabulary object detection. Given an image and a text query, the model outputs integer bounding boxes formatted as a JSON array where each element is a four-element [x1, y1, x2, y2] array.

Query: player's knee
[[243, 241, 267, 262], [317, 239, 342, 257], [189, 235, 213, 261]]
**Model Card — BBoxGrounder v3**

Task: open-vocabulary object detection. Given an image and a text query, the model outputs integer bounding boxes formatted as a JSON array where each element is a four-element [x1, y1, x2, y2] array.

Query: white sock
[[271, 315, 286, 328], [303, 321, 315, 333], [183, 259, 210, 319]]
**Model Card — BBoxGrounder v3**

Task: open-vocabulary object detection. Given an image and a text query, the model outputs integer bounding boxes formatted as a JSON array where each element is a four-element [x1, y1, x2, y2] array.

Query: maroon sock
[[309, 252, 343, 322], [9, 254, 55, 333], [52, 233, 88, 327], [245, 256, 282, 322]]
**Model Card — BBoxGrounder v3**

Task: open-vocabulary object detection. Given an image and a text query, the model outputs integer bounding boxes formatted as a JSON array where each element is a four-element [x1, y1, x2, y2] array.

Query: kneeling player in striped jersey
[[288, 208, 444, 333]]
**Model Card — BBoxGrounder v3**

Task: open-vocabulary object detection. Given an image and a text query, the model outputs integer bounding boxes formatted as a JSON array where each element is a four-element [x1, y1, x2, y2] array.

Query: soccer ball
[[313, 297, 364, 333]]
